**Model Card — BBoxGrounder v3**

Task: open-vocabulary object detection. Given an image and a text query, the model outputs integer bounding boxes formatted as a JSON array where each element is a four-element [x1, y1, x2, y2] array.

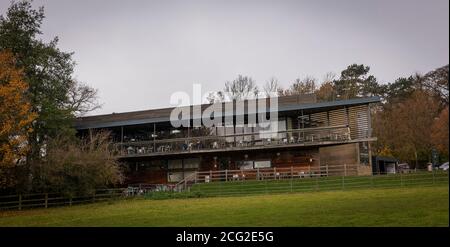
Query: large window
[[359, 142, 369, 165], [237, 160, 271, 169]]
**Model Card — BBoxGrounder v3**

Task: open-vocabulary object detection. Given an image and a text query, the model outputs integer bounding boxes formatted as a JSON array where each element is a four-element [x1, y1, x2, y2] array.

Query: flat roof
[[74, 95, 380, 130]]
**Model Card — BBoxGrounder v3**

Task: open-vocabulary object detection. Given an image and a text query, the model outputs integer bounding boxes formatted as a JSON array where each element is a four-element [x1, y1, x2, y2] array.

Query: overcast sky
[[1, 0, 449, 115]]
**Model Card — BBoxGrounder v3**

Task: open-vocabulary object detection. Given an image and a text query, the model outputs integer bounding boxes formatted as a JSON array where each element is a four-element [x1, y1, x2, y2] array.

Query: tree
[[421, 65, 449, 108], [279, 76, 317, 96], [30, 131, 123, 197], [0, 1, 100, 163], [223, 75, 258, 100], [431, 107, 449, 158], [334, 64, 382, 99], [263, 77, 280, 97], [0, 50, 37, 189], [373, 90, 441, 168], [385, 76, 416, 103]]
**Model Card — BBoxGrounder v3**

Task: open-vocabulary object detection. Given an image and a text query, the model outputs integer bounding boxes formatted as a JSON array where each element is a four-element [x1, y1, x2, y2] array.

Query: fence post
[[371, 174, 374, 188], [225, 169, 228, 182], [400, 172, 403, 187], [45, 193, 48, 208], [18, 194, 22, 210], [290, 172, 293, 192], [315, 176, 319, 191], [274, 167, 276, 180], [344, 164, 347, 177], [291, 166, 293, 179], [69, 196, 72, 207], [92, 191, 96, 203], [432, 168, 435, 184], [194, 171, 197, 184], [342, 176, 345, 190]]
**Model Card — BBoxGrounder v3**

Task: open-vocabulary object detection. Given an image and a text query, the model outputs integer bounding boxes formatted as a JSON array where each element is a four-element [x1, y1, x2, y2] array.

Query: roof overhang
[[75, 96, 381, 130]]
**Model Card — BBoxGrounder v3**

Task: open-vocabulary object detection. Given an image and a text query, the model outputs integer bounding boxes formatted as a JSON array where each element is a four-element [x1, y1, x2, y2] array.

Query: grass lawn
[[0, 185, 448, 227]]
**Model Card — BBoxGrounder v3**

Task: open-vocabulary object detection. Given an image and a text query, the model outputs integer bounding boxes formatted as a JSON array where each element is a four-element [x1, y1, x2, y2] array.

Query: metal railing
[[116, 125, 352, 157]]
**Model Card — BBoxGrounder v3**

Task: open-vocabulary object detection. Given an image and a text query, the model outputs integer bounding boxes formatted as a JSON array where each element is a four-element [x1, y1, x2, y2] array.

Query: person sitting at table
[[212, 141, 219, 149], [289, 136, 295, 143], [181, 143, 188, 151]]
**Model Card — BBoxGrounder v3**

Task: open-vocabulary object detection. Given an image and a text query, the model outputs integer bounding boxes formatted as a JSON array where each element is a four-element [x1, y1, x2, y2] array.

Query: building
[[75, 94, 380, 185], [372, 156, 399, 174]]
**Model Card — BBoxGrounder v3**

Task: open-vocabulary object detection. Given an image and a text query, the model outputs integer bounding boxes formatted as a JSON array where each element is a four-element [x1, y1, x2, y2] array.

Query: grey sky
[[1, 0, 449, 115]]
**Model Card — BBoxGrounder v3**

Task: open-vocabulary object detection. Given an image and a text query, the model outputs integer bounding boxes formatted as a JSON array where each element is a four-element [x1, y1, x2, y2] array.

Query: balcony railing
[[116, 125, 353, 157]]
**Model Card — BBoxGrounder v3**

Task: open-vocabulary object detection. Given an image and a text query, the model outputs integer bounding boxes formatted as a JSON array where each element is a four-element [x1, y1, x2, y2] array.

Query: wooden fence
[[0, 188, 126, 211]]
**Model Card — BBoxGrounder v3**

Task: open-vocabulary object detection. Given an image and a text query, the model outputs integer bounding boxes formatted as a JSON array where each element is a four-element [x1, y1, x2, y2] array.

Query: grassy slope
[[0, 186, 448, 227]]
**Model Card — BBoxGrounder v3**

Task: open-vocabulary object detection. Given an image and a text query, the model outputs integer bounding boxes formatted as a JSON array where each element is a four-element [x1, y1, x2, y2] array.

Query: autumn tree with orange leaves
[[0, 50, 37, 188], [431, 107, 449, 159]]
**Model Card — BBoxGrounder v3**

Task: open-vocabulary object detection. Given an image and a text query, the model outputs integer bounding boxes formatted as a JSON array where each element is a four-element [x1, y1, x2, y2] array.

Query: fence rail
[[0, 188, 126, 211], [187, 170, 449, 197], [0, 169, 448, 211], [174, 164, 363, 191]]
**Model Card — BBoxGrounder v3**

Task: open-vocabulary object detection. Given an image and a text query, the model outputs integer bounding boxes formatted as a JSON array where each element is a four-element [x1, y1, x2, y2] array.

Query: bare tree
[[206, 91, 225, 104], [67, 80, 102, 116], [224, 75, 258, 100], [263, 77, 280, 97], [280, 76, 317, 96]]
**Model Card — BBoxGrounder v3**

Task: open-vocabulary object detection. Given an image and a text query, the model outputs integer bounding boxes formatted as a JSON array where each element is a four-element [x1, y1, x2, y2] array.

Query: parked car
[[397, 163, 410, 173], [439, 162, 449, 171]]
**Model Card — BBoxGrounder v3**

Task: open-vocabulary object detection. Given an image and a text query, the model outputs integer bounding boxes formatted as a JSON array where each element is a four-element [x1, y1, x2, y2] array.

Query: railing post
[[18, 194, 22, 210], [45, 193, 48, 208]]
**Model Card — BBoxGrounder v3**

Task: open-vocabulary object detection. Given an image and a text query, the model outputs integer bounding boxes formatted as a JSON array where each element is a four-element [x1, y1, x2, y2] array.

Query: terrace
[[115, 124, 374, 158]]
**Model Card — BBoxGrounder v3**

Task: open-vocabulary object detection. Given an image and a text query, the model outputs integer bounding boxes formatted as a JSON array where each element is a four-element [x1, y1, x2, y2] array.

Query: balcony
[[115, 125, 369, 158]]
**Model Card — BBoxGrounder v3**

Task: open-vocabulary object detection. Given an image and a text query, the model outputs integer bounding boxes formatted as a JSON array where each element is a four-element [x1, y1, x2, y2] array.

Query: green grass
[[0, 186, 448, 226]]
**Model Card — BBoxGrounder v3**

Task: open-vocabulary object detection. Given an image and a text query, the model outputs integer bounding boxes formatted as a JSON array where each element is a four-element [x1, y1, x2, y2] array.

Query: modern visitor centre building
[[75, 94, 380, 186]]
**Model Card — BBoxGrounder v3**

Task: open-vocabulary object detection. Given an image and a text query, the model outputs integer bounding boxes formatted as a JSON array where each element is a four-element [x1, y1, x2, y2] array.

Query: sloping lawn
[[0, 186, 447, 227]]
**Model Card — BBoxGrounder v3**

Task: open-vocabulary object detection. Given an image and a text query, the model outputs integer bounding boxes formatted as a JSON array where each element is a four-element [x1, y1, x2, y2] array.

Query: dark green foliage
[[0, 1, 98, 163]]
